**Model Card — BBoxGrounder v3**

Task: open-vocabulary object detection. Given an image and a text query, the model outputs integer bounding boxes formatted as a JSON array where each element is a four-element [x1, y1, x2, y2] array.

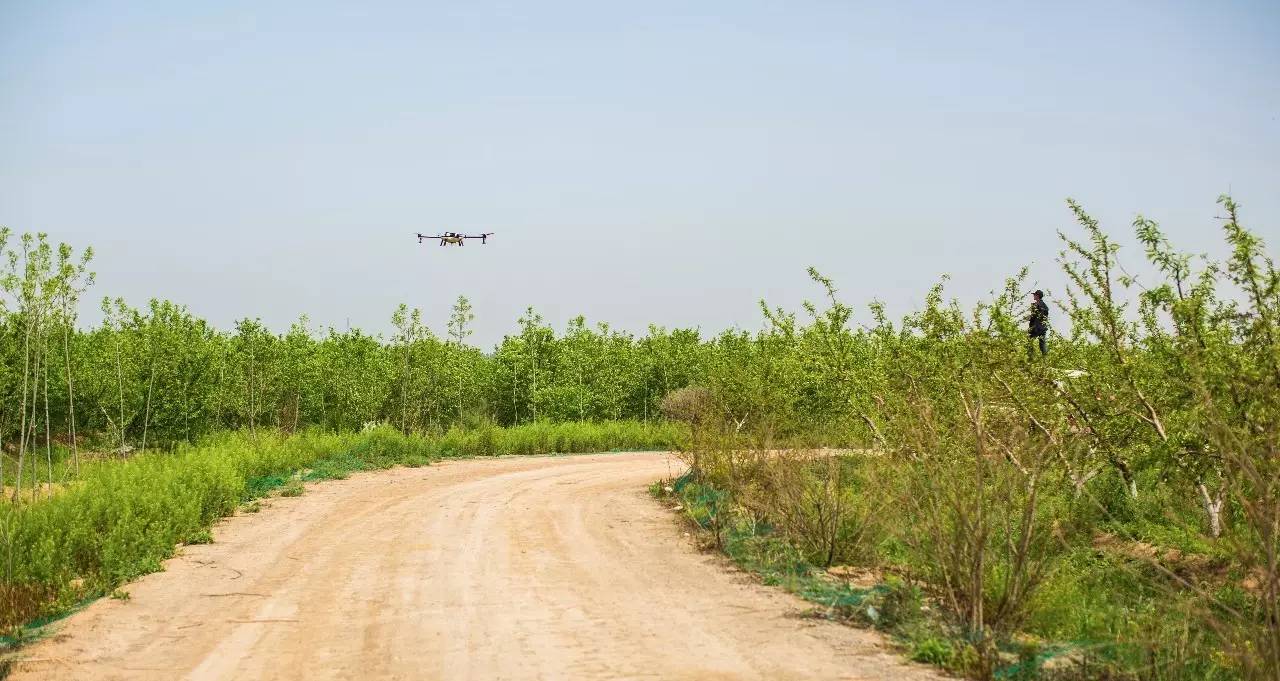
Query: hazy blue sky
[[2, 1, 1277, 346]]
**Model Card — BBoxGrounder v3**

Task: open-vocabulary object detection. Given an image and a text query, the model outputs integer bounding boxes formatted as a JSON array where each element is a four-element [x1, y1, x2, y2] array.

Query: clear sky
[[2, 1, 1277, 346]]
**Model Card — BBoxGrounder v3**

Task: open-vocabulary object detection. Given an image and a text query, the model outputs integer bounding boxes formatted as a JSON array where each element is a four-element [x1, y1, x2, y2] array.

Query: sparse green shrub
[[874, 575, 924, 630], [747, 452, 883, 567], [183, 528, 213, 545], [911, 637, 953, 665]]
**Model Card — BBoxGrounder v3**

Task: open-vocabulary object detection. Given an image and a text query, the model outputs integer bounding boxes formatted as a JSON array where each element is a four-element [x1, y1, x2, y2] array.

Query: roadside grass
[[659, 471, 1030, 678], [657, 467, 1244, 681], [0, 420, 681, 646], [431, 419, 682, 457]]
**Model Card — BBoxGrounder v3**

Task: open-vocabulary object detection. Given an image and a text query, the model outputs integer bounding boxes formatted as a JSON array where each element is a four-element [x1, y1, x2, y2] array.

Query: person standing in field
[[1028, 289, 1049, 356]]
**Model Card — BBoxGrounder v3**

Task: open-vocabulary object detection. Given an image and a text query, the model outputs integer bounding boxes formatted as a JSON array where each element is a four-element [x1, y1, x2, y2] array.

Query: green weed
[[911, 637, 953, 665], [182, 528, 214, 545]]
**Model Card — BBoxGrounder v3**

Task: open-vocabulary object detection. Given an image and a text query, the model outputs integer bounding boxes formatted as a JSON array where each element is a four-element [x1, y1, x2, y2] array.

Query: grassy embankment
[[656, 449, 1256, 681]]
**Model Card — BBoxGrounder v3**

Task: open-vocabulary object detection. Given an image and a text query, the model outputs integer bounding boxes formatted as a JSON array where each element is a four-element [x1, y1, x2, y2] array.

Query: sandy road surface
[[13, 453, 939, 681]]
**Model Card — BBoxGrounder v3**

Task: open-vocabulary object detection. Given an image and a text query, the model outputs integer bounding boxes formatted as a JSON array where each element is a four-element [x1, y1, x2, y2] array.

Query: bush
[[748, 452, 883, 567], [660, 386, 715, 428]]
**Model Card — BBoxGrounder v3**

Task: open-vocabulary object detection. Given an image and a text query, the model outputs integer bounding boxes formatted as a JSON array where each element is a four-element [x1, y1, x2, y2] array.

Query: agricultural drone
[[416, 232, 494, 247]]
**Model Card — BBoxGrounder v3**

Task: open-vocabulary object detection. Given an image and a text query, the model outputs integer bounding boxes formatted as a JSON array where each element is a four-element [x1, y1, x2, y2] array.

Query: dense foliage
[[0, 229, 708, 498]]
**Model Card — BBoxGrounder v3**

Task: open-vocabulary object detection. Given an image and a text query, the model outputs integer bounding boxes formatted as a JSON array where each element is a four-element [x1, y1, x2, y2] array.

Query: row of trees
[[2, 195, 1275, 541], [0, 289, 709, 460]]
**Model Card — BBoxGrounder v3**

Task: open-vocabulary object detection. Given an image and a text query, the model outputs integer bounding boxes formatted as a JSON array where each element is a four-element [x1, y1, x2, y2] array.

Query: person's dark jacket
[[1029, 300, 1049, 336]]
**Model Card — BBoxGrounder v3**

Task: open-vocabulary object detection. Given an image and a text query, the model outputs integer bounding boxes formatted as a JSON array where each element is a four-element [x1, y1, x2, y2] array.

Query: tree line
[[0, 242, 708, 462], [2, 193, 1276, 547]]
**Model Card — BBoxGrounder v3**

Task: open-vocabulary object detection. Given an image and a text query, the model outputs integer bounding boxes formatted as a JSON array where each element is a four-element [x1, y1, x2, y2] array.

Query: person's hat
[[1033, 289, 1044, 297]]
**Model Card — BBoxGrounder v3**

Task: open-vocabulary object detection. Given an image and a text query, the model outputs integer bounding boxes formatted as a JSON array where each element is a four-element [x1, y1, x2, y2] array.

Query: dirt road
[[13, 453, 939, 681]]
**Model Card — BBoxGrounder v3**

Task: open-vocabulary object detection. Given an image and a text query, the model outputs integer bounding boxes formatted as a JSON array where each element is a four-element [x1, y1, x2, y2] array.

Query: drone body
[[416, 231, 494, 247]]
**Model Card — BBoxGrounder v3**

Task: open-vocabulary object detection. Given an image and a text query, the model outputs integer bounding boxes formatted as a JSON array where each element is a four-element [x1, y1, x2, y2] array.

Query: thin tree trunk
[[115, 337, 126, 452], [141, 356, 156, 453], [12, 308, 33, 503], [28, 343, 42, 503], [530, 349, 538, 422], [512, 361, 519, 425], [247, 352, 256, 437], [970, 400, 987, 638], [1197, 481, 1224, 539], [400, 343, 409, 433], [44, 336, 53, 493], [61, 314, 79, 474], [1072, 467, 1100, 498], [214, 365, 224, 430]]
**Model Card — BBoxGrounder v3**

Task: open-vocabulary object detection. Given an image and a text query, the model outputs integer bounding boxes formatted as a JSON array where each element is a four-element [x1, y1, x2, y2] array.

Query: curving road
[[13, 453, 939, 681]]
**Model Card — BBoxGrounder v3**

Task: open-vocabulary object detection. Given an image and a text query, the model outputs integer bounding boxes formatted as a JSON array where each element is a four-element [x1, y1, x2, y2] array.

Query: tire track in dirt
[[11, 453, 941, 680]]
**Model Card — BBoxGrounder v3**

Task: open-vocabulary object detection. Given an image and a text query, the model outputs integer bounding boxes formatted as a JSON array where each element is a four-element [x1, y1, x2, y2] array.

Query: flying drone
[[416, 231, 494, 246]]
